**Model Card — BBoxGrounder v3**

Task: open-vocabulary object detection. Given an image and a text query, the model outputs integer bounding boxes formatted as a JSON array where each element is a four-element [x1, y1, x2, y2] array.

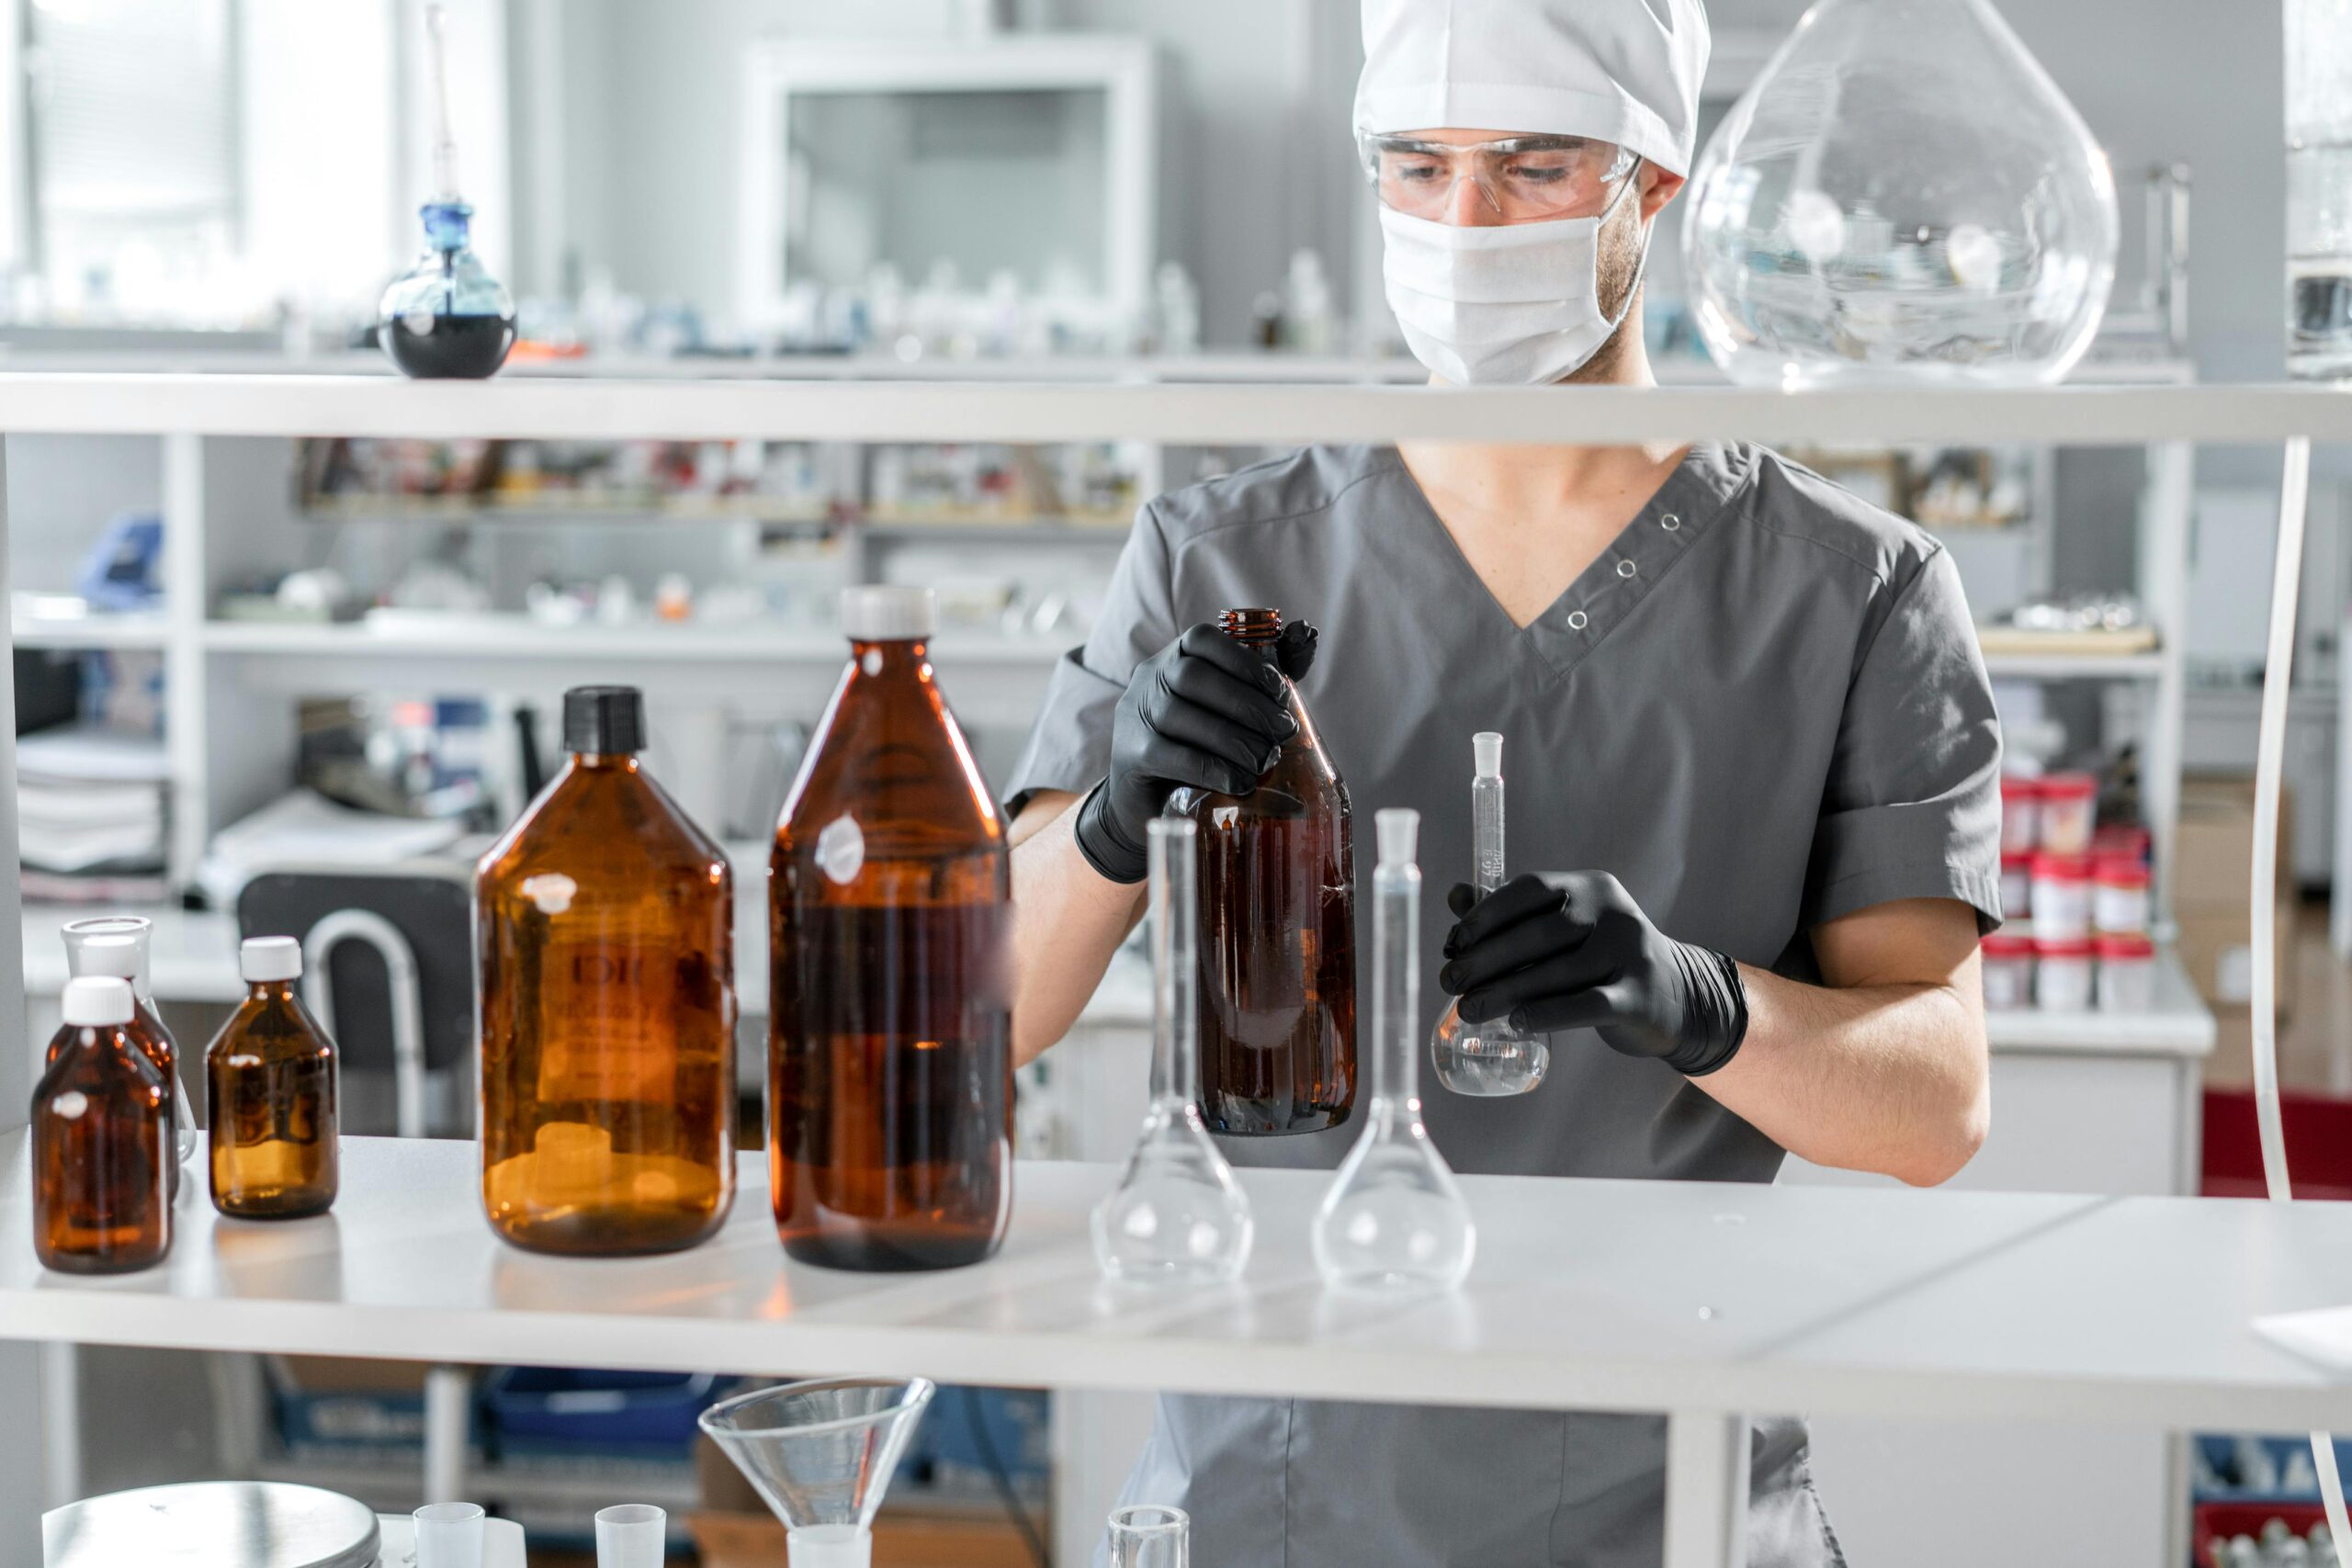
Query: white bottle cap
[[241, 935, 303, 982], [1375, 807, 1420, 868], [1473, 731, 1503, 780], [841, 586, 936, 641], [69, 933, 143, 980], [62, 976, 134, 1027]]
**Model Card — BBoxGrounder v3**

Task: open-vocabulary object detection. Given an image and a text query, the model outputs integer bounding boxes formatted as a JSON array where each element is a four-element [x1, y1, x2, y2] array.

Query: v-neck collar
[[1378, 442, 1748, 681]]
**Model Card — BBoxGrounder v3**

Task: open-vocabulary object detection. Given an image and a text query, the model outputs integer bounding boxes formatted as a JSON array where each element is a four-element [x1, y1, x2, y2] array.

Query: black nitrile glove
[[1437, 871, 1748, 1077], [1071, 622, 1301, 884]]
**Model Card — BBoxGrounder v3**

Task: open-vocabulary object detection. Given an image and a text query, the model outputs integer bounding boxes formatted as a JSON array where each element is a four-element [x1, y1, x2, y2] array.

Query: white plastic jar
[[2037, 772, 2098, 854], [2093, 853, 2150, 934], [1998, 774, 2042, 854], [2095, 932, 2155, 1012], [2034, 936, 2095, 1010], [1999, 851, 2033, 919], [1980, 931, 2036, 1011], [2030, 852, 2094, 940]]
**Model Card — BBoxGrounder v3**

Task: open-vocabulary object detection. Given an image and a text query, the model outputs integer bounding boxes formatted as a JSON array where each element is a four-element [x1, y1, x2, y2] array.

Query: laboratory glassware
[[594, 1505, 667, 1568], [771, 588, 1012, 1270], [207, 938, 340, 1220], [1682, 0, 2118, 387], [477, 685, 736, 1257], [699, 1377, 936, 1568], [378, 6, 514, 379], [60, 917, 195, 1194], [40, 1483, 382, 1568], [413, 1502, 487, 1568], [33, 977, 171, 1273], [1108, 1505, 1190, 1568], [1312, 809, 1476, 1292], [2289, 0, 2352, 378], [1092, 818, 1254, 1286], [1429, 733, 1553, 1097], [1167, 607, 1357, 1135]]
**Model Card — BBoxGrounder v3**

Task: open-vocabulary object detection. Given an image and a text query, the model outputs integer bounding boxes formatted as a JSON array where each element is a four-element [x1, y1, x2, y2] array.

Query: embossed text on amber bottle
[[208, 936, 340, 1219], [35, 977, 171, 1273], [478, 685, 736, 1257]]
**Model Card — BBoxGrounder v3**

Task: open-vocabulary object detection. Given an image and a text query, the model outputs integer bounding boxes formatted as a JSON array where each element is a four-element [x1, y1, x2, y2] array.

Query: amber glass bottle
[[34, 977, 172, 1273], [477, 685, 736, 1256], [1170, 607, 1357, 1135], [771, 587, 1012, 1270], [207, 937, 340, 1219], [58, 923, 187, 1201]]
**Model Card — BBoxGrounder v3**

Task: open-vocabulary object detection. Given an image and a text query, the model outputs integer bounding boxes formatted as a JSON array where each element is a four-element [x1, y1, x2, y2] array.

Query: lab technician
[[1003, 0, 2001, 1561]]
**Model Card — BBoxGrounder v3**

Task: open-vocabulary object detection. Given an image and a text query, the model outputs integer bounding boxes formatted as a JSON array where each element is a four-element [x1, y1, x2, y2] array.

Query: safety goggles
[[1357, 132, 1638, 222]]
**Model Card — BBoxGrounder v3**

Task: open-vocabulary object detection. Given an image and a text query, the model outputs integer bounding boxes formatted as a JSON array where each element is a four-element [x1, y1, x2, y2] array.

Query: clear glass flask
[[1108, 1505, 1190, 1568], [1682, 0, 2118, 387], [1092, 818, 1254, 1286], [60, 917, 197, 1191], [1430, 733, 1551, 1097], [2289, 0, 2352, 379], [1311, 809, 1476, 1292]]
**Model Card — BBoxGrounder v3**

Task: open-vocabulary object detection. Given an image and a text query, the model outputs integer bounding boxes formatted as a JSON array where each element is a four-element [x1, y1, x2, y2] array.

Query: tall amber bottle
[[771, 587, 1012, 1270], [208, 937, 340, 1220], [478, 685, 736, 1256], [1171, 607, 1357, 1135], [34, 977, 171, 1273]]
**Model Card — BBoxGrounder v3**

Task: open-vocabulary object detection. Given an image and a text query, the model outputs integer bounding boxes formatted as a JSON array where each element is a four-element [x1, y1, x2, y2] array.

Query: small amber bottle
[[34, 976, 172, 1273], [59, 929, 185, 1201], [207, 936, 341, 1220]]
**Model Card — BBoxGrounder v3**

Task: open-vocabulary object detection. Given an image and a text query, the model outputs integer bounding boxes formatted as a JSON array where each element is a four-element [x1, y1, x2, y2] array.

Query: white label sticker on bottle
[[816, 814, 865, 885], [521, 873, 578, 916]]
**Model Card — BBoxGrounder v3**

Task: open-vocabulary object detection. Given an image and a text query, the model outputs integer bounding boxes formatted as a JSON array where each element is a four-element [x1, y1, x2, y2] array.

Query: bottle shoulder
[[482, 765, 732, 887]]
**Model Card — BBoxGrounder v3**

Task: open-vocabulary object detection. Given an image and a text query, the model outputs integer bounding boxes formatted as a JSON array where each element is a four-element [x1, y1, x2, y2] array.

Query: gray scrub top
[[1006, 441, 2002, 1568]]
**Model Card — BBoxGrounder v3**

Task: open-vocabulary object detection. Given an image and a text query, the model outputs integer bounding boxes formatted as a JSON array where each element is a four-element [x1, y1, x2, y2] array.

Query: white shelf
[[1983, 950, 2214, 1056], [4, 1134, 2351, 1431], [201, 616, 1071, 665], [10, 611, 168, 649], [1980, 650, 2165, 680]]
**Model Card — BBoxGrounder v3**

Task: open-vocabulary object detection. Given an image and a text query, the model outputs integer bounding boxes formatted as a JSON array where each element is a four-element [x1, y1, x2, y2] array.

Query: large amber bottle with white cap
[[206, 937, 340, 1219], [477, 686, 737, 1256], [34, 976, 172, 1272], [770, 587, 1012, 1270]]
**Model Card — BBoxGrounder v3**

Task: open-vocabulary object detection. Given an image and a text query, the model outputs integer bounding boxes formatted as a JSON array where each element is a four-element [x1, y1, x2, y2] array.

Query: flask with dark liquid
[[770, 587, 1012, 1270], [34, 977, 172, 1273], [1170, 607, 1357, 1135], [59, 919, 192, 1200], [207, 937, 340, 1220], [477, 685, 737, 1256]]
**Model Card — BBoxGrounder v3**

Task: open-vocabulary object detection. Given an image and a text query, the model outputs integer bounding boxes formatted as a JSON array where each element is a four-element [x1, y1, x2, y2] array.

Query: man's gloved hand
[[1071, 623, 1300, 884], [1437, 872, 1748, 1077]]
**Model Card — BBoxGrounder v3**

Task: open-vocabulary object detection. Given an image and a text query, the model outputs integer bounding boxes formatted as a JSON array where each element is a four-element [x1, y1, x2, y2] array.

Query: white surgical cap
[[1353, 0, 1712, 178]]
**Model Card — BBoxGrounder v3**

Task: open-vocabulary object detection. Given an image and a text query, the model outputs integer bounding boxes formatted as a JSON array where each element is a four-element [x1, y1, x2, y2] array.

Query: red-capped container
[[2037, 772, 2098, 854], [2030, 852, 2094, 939], [1998, 774, 2042, 854], [1998, 851, 2033, 919], [1980, 930, 2035, 1011], [2091, 822, 2151, 862], [2094, 931, 2155, 1011], [2093, 853, 2150, 934], [2034, 935, 2095, 1010]]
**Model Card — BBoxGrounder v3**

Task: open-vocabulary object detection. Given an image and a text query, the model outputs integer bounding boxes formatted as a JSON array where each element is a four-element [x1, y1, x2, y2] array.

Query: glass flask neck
[[1472, 774, 1506, 895], [1216, 607, 1282, 649], [62, 921, 153, 994], [420, 199, 474, 255], [1148, 821, 1199, 1108], [850, 637, 930, 674], [571, 750, 641, 773], [1372, 857, 1421, 1111]]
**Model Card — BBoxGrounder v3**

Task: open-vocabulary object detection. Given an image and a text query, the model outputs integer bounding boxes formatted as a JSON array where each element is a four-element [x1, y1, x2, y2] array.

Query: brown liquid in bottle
[[207, 944, 340, 1220], [1173, 608, 1357, 1135], [34, 987, 171, 1273], [771, 593, 1012, 1270], [478, 686, 736, 1257], [48, 993, 179, 1201]]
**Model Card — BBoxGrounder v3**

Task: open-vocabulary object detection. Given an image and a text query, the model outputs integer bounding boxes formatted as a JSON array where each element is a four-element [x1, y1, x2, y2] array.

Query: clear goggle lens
[[1359, 133, 1637, 221]]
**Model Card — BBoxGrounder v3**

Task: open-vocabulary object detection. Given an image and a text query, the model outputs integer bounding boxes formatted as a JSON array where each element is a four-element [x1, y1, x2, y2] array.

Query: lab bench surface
[[3, 1134, 2350, 1435]]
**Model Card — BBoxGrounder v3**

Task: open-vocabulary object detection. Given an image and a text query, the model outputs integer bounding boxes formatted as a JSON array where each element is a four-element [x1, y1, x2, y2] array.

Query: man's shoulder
[[1145, 444, 1397, 555], [1728, 443, 1945, 591]]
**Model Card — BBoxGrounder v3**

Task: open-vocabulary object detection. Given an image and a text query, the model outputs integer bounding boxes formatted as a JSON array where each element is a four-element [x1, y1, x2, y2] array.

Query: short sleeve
[[1804, 547, 2004, 931], [1001, 502, 1180, 817]]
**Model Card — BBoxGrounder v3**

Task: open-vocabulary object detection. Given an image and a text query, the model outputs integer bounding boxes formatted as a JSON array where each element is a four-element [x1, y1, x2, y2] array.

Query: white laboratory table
[[0, 1135, 2344, 1568]]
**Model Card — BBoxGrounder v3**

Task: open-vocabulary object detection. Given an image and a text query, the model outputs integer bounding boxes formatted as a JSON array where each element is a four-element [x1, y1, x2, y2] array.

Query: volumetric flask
[[1430, 733, 1551, 1096]]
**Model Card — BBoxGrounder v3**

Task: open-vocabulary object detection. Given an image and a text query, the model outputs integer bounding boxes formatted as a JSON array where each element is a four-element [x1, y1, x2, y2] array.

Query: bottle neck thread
[[1216, 607, 1282, 649]]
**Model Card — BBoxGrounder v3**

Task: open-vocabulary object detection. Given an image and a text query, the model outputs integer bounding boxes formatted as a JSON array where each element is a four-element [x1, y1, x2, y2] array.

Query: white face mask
[[1380, 175, 1651, 386]]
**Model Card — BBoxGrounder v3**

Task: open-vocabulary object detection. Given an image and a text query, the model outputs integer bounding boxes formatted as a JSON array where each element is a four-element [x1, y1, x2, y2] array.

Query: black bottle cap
[[563, 685, 645, 755]]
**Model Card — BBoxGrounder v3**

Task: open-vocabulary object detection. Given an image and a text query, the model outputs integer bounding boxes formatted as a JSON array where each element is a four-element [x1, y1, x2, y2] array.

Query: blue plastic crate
[[481, 1368, 726, 1453]]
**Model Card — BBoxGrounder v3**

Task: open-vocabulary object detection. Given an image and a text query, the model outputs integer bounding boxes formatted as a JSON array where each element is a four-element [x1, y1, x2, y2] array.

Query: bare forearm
[[1009, 793, 1146, 1066], [1698, 957, 1988, 1187]]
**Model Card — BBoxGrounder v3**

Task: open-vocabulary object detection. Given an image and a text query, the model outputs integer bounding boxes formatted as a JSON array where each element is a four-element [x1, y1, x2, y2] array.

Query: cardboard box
[[2175, 774, 2292, 915], [2175, 899, 2296, 1020]]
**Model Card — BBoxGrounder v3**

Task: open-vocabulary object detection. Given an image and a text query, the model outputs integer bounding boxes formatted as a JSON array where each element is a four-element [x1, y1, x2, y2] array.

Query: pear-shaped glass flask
[[1430, 733, 1551, 1098], [1682, 0, 2119, 388], [1312, 809, 1475, 1292], [1092, 818, 1254, 1285]]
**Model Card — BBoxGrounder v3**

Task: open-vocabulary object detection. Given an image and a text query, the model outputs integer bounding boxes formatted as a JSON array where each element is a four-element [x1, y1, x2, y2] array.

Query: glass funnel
[[1682, 0, 2118, 388], [62, 917, 197, 1180], [1311, 810, 1475, 1292], [2289, 0, 2352, 379], [698, 1376, 934, 1568], [1092, 818, 1253, 1286], [1430, 733, 1551, 1098]]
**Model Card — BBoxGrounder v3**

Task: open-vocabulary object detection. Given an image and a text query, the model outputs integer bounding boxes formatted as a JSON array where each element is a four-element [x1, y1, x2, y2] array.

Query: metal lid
[[45, 1483, 380, 1568]]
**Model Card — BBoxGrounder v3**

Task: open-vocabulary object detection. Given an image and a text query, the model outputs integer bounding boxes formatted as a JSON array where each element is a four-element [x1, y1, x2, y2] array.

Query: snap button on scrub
[[1660, 512, 1681, 530], [1617, 558, 1637, 578], [1566, 610, 1589, 630]]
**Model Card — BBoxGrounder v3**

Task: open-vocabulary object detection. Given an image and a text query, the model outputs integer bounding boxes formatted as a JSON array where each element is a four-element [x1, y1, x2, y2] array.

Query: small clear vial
[[1312, 809, 1476, 1292], [1430, 733, 1552, 1096]]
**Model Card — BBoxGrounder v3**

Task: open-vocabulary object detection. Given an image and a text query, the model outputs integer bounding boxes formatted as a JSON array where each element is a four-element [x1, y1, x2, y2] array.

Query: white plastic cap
[[1375, 807, 1420, 868], [841, 586, 936, 641], [1473, 731, 1503, 780], [241, 935, 302, 982], [62, 976, 134, 1028], [70, 933, 143, 980]]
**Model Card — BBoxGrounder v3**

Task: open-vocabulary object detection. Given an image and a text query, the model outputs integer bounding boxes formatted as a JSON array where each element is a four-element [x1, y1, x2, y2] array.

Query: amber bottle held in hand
[[35, 977, 172, 1273], [477, 685, 737, 1257], [771, 588, 1012, 1270], [207, 937, 340, 1220], [1170, 607, 1357, 1135]]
